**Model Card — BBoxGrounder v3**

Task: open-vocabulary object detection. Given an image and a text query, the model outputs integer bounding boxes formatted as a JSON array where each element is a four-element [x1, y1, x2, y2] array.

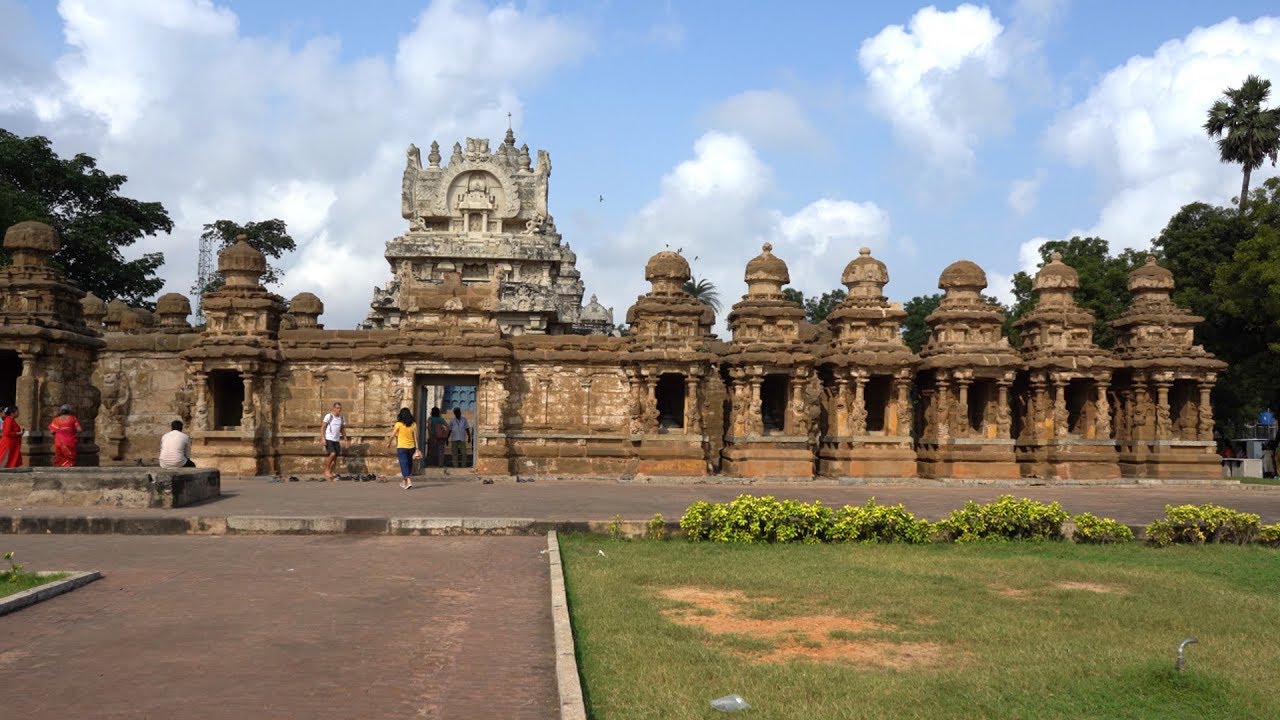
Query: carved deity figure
[[746, 387, 763, 436], [1095, 390, 1112, 438], [849, 393, 868, 436], [1155, 402, 1172, 438], [171, 381, 194, 425], [996, 397, 1011, 437]]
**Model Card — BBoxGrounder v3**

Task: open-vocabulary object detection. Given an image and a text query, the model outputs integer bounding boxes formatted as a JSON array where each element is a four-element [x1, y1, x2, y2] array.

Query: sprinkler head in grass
[[1176, 638, 1198, 672]]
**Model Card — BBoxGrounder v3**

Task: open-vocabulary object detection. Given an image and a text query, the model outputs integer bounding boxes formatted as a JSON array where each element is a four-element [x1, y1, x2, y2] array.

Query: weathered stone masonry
[[0, 134, 1226, 481]]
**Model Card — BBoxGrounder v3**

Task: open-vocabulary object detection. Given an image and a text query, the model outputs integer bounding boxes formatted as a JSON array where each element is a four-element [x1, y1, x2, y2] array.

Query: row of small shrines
[[0, 222, 1223, 481]]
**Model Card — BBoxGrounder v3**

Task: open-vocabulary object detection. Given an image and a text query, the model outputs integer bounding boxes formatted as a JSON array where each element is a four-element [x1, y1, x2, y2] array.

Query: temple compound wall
[[0, 134, 1226, 482]]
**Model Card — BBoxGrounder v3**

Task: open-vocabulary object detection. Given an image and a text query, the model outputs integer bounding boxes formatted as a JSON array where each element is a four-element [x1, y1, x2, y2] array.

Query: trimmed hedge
[[1144, 504, 1262, 547], [1072, 513, 1136, 544], [935, 496, 1068, 542]]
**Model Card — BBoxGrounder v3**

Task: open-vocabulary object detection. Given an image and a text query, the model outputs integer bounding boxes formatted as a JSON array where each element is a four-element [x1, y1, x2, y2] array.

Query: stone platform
[[0, 467, 220, 509]]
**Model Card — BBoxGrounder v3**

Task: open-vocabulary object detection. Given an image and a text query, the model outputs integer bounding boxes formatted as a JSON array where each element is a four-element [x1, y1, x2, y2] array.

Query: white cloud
[[0, 0, 591, 328], [703, 89, 823, 151], [858, 4, 1010, 170], [1007, 171, 1044, 216], [582, 131, 892, 334], [1046, 16, 1280, 250]]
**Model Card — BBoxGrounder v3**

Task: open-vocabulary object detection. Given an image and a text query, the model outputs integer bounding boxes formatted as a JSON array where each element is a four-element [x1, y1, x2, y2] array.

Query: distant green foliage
[[782, 288, 848, 324], [1145, 504, 1262, 547], [681, 277, 721, 314], [901, 293, 941, 352], [827, 499, 933, 544], [1071, 513, 1135, 544], [935, 495, 1068, 542], [1204, 74, 1280, 213]]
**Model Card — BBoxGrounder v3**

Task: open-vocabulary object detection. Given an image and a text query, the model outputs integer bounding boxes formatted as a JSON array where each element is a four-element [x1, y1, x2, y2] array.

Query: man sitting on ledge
[[159, 420, 195, 469]]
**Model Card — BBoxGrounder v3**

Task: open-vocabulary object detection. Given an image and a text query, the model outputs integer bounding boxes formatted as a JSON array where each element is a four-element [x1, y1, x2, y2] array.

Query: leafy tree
[[902, 294, 941, 353], [780, 288, 848, 324], [1204, 74, 1280, 212], [195, 218, 296, 295], [682, 276, 721, 314], [0, 129, 171, 305], [1008, 237, 1147, 348]]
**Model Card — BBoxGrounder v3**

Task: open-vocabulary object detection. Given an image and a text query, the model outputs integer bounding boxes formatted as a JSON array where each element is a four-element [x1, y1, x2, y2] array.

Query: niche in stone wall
[[462, 263, 490, 282], [1169, 380, 1197, 440], [0, 350, 20, 410], [656, 373, 685, 429], [865, 376, 891, 433], [209, 370, 244, 429], [761, 375, 788, 433], [968, 380, 993, 434], [1066, 378, 1093, 436]]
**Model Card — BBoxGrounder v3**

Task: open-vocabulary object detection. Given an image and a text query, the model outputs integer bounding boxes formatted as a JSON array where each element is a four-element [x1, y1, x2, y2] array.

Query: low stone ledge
[[225, 516, 349, 534], [0, 570, 102, 616], [389, 517, 464, 535], [0, 467, 220, 508], [461, 517, 536, 535], [546, 532, 587, 720]]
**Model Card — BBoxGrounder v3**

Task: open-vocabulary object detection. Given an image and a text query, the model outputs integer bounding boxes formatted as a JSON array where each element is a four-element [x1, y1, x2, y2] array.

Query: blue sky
[[2, 0, 1279, 330]]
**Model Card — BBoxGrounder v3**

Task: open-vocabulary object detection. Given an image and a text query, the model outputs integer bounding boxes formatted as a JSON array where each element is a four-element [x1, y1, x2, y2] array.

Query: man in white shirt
[[158, 420, 194, 469], [321, 402, 348, 480], [448, 407, 471, 469]]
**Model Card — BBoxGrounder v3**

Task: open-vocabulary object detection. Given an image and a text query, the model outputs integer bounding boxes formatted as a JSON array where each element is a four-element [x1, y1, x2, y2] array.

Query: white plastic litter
[[597, 549, 607, 557], [711, 694, 751, 712]]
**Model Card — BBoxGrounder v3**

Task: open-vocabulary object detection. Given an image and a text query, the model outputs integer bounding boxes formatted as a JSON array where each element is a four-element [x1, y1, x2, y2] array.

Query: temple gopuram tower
[[366, 132, 611, 335], [1012, 252, 1120, 480], [720, 244, 818, 478], [916, 260, 1020, 479], [0, 222, 104, 466], [623, 251, 718, 476], [1110, 257, 1224, 479], [818, 248, 918, 478]]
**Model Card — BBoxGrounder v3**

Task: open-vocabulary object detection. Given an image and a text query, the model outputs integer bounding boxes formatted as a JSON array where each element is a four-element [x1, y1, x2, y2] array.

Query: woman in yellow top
[[386, 407, 422, 490]]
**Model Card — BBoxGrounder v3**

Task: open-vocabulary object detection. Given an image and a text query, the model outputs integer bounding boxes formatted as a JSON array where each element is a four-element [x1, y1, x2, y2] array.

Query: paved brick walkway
[[0, 535, 557, 720], [8, 476, 1280, 524]]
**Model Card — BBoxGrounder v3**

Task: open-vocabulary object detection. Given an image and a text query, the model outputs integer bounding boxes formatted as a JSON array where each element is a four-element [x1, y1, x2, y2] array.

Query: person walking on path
[[448, 407, 471, 469], [158, 420, 195, 469], [0, 406, 22, 467], [386, 407, 422, 490], [321, 402, 348, 480], [47, 404, 82, 467], [427, 406, 448, 467]]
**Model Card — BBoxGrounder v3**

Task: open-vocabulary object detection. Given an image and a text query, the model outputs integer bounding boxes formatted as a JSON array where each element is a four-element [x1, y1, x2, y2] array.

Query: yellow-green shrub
[[935, 495, 1068, 542], [1144, 504, 1261, 547], [1071, 513, 1135, 544]]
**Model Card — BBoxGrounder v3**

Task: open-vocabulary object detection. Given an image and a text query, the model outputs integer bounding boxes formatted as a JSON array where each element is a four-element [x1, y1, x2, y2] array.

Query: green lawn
[[1, 572, 67, 599], [560, 536, 1280, 720]]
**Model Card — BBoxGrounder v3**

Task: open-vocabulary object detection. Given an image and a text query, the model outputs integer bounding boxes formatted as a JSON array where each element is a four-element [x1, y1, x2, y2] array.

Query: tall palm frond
[[1204, 74, 1280, 212], [682, 277, 721, 314]]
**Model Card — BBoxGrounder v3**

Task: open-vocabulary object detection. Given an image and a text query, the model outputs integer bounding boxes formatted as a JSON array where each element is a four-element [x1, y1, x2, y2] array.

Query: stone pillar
[[1029, 378, 1048, 442], [684, 374, 701, 435], [1094, 382, 1112, 439], [893, 376, 912, 437], [1154, 382, 1172, 439], [996, 380, 1011, 438], [747, 378, 763, 435], [1052, 379, 1068, 439], [242, 374, 257, 432], [955, 377, 970, 438], [935, 375, 951, 440], [355, 370, 370, 425], [834, 377, 850, 437], [850, 376, 867, 436], [1197, 380, 1215, 441], [193, 372, 209, 432]]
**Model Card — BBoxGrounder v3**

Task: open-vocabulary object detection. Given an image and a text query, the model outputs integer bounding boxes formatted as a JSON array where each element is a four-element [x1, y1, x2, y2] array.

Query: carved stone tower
[[1110, 257, 1224, 479], [365, 134, 611, 336], [819, 247, 918, 478]]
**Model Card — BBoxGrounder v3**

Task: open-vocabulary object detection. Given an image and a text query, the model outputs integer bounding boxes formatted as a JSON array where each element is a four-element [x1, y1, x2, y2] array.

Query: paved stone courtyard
[[7, 476, 1280, 524], [0, 535, 557, 720]]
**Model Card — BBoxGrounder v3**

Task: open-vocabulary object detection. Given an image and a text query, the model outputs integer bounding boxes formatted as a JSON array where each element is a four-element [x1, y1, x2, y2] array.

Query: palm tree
[[682, 277, 721, 314], [1204, 74, 1280, 213]]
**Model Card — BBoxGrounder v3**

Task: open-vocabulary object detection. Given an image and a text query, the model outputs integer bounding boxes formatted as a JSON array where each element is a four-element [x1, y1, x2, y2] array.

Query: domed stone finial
[[288, 292, 324, 329], [1050, 250, 1063, 263], [842, 247, 889, 299], [218, 235, 267, 290], [4, 221, 60, 267], [744, 243, 789, 296], [644, 250, 691, 294], [81, 292, 107, 327], [155, 293, 193, 328], [1032, 251, 1079, 303], [1127, 254, 1175, 296]]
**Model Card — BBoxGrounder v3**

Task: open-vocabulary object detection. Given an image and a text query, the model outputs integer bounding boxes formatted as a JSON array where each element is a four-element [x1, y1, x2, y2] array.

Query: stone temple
[[0, 133, 1226, 482]]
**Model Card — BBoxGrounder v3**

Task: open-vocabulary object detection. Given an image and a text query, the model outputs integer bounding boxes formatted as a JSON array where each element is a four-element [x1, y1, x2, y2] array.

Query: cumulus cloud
[[857, 2, 1061, 176], [582, 131, 892, 334], [1007, 171, 1044, 216], [702, 89, 823, 152], [1046, 16, 1280, 251], [858, 4, 1010, 171], [0, 0, 591, 327]]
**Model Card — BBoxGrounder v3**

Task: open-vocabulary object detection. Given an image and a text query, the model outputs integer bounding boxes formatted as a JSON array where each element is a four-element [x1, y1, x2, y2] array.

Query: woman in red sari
[[0, 406, 23, 468], [48, 404, 81, 468]]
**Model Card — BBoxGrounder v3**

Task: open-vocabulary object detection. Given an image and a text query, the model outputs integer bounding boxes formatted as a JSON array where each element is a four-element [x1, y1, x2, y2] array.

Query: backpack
[[434, 420, 449, 440]]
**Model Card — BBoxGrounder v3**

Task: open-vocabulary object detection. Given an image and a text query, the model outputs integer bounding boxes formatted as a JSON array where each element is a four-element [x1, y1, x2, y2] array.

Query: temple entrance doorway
[[415, 374, 478, 469], [0, 350, 20, 410], [209, 370, 244, 429]]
